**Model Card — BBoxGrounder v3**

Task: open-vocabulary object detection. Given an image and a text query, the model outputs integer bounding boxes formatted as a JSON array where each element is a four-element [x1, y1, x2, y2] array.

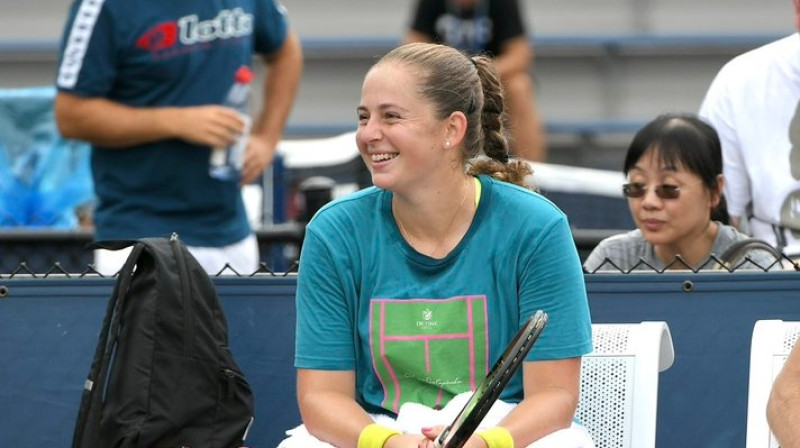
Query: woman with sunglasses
[[583, 113, 779, 272]]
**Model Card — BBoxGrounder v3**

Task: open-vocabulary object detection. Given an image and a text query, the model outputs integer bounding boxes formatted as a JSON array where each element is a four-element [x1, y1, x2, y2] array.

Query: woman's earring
[[445, 141, 451, 148]]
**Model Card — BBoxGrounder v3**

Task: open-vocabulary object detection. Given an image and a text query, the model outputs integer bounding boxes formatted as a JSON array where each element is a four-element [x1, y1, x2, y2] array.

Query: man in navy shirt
[[406, 0, 547, 162], [54, 0, 302, 274]]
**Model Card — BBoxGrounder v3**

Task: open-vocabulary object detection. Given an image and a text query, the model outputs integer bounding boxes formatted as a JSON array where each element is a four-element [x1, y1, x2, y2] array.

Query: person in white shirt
[[698, 0, 800, 257]]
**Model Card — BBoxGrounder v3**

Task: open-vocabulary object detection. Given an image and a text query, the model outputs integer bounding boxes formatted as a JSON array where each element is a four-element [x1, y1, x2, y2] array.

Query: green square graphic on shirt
[[369, 295, 489, 412]]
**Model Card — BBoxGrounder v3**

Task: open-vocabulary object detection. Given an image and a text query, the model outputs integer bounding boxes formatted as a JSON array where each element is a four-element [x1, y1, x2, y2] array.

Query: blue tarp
[[0, 86, 94, 228]]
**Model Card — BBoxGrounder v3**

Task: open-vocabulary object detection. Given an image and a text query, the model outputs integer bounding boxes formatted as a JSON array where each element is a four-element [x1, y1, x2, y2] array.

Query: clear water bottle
[[209, 65, 254, 181]]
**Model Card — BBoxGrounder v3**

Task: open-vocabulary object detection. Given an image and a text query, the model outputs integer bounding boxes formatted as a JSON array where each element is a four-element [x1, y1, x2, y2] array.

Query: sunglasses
[[622, 180, 704, 200]]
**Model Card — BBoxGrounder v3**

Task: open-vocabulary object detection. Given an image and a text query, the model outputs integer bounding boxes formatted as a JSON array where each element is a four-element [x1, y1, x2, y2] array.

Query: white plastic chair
[[745, 320, 800, 448], [577, 322, 675, 448]]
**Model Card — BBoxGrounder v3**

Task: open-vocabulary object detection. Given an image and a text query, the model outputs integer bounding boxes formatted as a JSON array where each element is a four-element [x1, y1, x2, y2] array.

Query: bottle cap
[[234, 65, 254, 84]]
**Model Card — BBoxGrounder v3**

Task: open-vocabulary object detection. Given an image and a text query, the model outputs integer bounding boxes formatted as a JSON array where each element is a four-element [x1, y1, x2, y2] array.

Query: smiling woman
[[583, 113, 782, 272], [280, 42, 595, 448]]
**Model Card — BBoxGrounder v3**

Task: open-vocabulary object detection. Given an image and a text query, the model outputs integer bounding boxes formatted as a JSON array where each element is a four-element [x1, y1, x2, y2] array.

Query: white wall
[[0, 0, 796, 168], [0, 0, 793, 41]]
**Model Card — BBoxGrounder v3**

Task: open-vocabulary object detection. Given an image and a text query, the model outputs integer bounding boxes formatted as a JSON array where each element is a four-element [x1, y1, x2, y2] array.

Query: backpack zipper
[[170, 233, 194, 357], [222, 368, 237, 402], [220, 367, 252, 403]]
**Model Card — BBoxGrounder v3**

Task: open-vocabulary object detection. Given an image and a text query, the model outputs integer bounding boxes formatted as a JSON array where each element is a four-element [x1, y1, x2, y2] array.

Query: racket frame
[[433, 310, 549, 448]]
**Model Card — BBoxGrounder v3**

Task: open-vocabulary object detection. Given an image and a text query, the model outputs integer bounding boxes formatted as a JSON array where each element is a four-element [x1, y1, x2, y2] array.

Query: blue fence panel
[[2, 272, 800, 447]]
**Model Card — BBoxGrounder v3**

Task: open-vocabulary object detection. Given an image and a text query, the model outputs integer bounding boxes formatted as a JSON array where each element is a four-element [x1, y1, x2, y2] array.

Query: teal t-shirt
[[295, 175, 592, 415]]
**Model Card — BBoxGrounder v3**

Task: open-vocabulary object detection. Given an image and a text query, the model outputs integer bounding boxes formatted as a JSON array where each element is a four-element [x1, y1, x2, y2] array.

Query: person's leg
[[188, 233, 260, 275], [503, 72, 547, 162], [93, 247, 132, 275], [94, 234, 259, 276]]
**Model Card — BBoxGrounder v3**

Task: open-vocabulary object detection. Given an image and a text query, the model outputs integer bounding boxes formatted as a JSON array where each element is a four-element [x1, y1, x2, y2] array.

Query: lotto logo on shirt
[[136, 8, 253, 52], [136, 23, 177, 51]]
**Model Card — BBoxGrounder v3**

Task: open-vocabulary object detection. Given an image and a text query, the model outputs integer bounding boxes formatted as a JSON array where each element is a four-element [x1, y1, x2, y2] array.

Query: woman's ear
[[445, 111, 468, 148], [711, 174, 725, 207]]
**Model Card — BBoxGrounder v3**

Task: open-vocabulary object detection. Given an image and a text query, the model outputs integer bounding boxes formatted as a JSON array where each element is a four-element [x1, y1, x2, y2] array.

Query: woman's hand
[[380, 433, 429, 448], [172, 105, 245, 149], [411, 426, 488, 448]]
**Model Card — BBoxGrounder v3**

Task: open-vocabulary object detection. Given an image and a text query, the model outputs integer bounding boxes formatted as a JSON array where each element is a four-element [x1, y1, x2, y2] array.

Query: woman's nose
[[358, 117, 381, 143], [640, 187, 664, 208]]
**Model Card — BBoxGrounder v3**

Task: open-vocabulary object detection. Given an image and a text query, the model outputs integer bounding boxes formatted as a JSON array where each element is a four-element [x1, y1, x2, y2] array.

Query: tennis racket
[[434, 310, 549, 448]]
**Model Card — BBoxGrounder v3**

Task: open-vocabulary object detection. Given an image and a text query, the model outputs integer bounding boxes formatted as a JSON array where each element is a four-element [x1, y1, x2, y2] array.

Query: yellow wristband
[[477, 427, 514, 448], [357, 423, 401, 448]]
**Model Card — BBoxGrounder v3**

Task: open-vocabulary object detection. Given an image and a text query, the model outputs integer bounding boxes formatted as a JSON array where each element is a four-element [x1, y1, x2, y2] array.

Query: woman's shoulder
[[584, 229, 646, 271], [596, 229, 644, 249], [715, 223, 748, 239], [483, 175, 566, 217], [714, 223, 764, 248], [716, 33, 798, 80]]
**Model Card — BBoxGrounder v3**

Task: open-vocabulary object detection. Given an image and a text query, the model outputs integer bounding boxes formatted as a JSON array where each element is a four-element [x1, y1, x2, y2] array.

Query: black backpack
[[72, 234, 254, 448]]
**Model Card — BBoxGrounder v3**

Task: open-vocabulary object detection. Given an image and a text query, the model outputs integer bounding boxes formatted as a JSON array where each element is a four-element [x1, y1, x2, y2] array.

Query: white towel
[[393, 391, 515, 434], [276, 393, 594, 448]]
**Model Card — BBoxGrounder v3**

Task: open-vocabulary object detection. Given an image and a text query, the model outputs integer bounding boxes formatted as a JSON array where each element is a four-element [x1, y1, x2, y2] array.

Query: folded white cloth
[[276, 392, 595, 448], [394, 391, 515, 434]]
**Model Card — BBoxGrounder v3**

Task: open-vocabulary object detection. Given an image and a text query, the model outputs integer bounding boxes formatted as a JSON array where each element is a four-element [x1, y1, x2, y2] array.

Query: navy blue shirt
[[55, 0, 289, 246], [409, 0, 527, 56]]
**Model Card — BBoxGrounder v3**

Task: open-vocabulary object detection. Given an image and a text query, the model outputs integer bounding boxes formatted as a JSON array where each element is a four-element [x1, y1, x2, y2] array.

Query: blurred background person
[[699, 0, 800, 259], [405, 0, 547, 162], [584, 113, 780, 272], [53, 0, 302, 275]]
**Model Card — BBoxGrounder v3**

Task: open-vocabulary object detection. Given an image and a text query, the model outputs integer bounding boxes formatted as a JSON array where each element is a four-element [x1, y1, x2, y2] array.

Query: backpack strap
[[71, 241, 146, 448]]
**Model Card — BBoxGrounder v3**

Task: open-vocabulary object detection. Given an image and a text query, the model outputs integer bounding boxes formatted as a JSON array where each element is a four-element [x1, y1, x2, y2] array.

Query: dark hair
[[623, 113, 729, 224], [375, 43, 532, 187]]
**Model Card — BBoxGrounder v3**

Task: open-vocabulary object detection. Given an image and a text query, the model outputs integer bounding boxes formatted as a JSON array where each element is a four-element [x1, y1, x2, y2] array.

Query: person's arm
[[54, 92, 245, 150], [493, 36, 533, 81], [298, 369, 427, 448], [497, 358, 581, 445], [242, 29, 303, 184], [699, 67, 750, 230], [767, 339, 800, 446], [296, 369, 373, 447]]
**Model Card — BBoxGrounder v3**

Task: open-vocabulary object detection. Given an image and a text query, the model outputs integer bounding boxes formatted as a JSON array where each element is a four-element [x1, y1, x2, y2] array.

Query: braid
[[473, 56, 509, 164], [466, 56, 533, 188]]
